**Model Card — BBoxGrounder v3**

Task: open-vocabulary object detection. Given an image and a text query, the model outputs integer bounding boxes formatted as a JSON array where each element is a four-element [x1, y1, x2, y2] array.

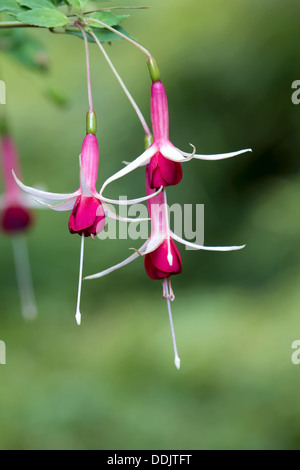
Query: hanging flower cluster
[[8, 11, 251, 368]]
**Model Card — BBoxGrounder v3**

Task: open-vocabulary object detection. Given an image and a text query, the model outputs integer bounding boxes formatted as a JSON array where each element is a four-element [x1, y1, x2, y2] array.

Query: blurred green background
[[1, 0, 300, 450]]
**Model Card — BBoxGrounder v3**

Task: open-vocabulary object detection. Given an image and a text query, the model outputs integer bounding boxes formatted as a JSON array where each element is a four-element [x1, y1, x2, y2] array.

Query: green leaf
[[66, 25, 130, 44], [66, 0, 88, 9], [17, 8, 69, 27], [0, 0, 20, 11], [88, 11, 129, 28], [17, 0, 56, 9], [0, 0, 25, 15]]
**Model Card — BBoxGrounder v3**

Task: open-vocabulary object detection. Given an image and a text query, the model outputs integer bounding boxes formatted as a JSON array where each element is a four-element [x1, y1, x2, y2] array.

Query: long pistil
[[164, 278, 180, 370], [163, 189, 173, 267], [75, 234, 85, 326]]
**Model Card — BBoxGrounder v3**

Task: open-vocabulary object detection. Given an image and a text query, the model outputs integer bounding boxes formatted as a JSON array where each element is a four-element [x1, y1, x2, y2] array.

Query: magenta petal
[[144, 239, 182, 280], [68, 195, 105, 237], [1, 205, 33, 233], [147, 152, 183, 189], [89, 204, 106, 234]]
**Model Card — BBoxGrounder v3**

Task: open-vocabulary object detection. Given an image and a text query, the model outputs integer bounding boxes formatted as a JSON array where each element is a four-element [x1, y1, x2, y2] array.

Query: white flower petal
[[84, 235, 165, 281], [33, 197, 77, 212], [99, 186, 163, 206], [181, 148, 252, 161], [13, 171, 79, 201], [170, 231, 246, 251], [99, 145, 157, 197], [160, 143, 188, 162], [139, 235, 164, 255], [84, 241, 148, 281], [102, 202, 149, 223]]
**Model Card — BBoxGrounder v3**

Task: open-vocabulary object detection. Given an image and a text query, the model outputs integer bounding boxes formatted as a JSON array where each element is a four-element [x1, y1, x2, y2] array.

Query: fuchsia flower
[[100, 79, 252, 196], [13, 131, 159, 234], [86, 160, 245, 369], [0, 133, 37, 320], [12, 29, 162, 327], [13, 123, 159, 325], [0, 135, 33, 233]]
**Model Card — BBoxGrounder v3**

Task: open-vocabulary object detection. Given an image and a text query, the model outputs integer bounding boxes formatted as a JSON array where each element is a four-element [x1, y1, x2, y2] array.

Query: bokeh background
[[1, 0, 300, 450]]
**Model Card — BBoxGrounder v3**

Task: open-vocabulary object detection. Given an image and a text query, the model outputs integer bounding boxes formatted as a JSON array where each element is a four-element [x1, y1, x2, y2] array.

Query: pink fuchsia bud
[[144, 238, 182, 280], [0, 135, 33, 234]]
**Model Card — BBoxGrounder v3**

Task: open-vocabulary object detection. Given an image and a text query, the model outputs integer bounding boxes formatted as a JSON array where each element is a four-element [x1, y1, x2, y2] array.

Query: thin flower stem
[[164, 279, 180, 370], [78, 24, 94, 112], [12, 235, 37, 320], [75, 234, 85, 326], [88, 30, 151, 136], [85, 17, 151, 58]]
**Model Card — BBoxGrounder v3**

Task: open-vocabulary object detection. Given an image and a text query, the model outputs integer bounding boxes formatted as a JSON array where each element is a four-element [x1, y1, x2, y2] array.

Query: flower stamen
[[167, 277, 175, 301]]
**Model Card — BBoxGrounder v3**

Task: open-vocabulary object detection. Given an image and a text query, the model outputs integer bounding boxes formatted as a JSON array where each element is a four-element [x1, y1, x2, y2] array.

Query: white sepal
[[181, 148, 252, 161], [102, 202, 149, 223], [33, 197, 77, 212], [99, 185, 163, 206], [13, 171, 79, 201], [170, 231, 246, 251], [99, 145, 157, 197]]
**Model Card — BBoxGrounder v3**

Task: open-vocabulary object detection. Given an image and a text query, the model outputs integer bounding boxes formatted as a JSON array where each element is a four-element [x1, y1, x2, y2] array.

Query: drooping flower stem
[[88, 30, 151, 136], [164, 278, 180, 370], [86, 19, 162, 86], [75, 234, 85, 326], [86, 18, 152, 59], [12, 235, 37, 320], [77, 24, 94, 113]]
